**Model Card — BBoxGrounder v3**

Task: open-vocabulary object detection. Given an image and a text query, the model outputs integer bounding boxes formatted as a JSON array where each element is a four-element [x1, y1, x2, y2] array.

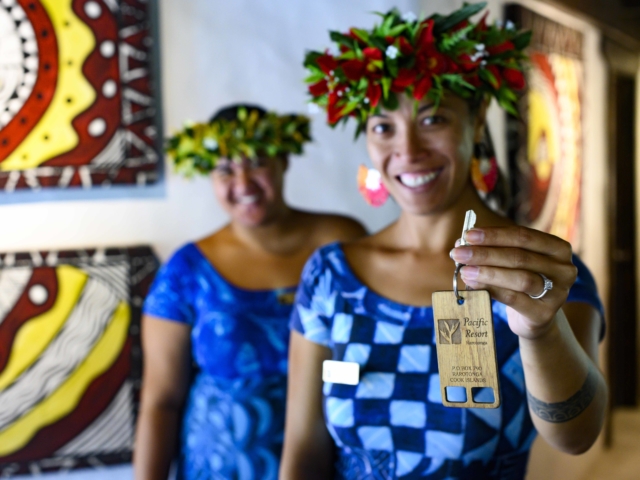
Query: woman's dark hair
[[209, 104, 267, 123]]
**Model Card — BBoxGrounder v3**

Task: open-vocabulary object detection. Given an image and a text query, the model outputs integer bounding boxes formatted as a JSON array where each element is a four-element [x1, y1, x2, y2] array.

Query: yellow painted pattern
[[0, 301, 130, 455], [1, 0, 96, 171], [0, 266, 87, 389], [527, 88, 558, 183]]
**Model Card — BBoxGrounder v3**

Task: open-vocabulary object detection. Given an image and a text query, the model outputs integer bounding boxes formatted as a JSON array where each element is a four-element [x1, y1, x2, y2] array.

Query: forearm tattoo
[[526, 366, 599, 423]]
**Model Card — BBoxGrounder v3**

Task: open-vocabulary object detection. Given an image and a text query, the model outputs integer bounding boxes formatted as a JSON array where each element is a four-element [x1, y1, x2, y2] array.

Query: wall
[[480, 1, 610, 479], [4, 0, 413, 478], [3, 0, 611, 478]]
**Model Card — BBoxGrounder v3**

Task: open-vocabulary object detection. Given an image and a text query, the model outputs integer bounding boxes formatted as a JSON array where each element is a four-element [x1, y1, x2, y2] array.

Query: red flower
[[341, 48, 383, 82], [418, 19, 435, 48], [465, 73, 482, 88], [363, 47, 383, 61], [308, 79, 329, 97], [391, 68, 417, 92], [487, 41, 515, 55], [457, 53, 480, 73], [342, 59, 366, 81], [415, 19, 449, 76], [413, 76, 433, 100], [487, 65, 502, 89], [476, 12, 489, 32], [366, 82, 382, 108], [327, 85, 348, 125], [503, 68, 526, 90], [398, 36, 414, 55], [317, 54, 338, 75], [451, 20, 469, 32]]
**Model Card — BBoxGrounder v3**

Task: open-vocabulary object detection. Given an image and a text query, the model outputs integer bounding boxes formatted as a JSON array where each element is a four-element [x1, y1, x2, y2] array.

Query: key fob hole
[[471, 387, 495, 403], [445, 386, 467, 403]]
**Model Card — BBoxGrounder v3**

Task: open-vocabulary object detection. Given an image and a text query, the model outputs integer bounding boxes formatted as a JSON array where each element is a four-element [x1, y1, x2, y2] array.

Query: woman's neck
[[228, 203, 302, 255], [386, 184, 497, 253]]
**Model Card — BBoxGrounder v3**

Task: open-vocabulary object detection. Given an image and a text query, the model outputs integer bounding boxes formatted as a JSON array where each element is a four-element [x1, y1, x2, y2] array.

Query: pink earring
[[357, 165, 389, 207]]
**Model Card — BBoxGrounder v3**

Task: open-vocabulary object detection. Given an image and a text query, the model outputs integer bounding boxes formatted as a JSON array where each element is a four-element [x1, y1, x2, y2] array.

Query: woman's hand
[[450, 226, 578, 340]]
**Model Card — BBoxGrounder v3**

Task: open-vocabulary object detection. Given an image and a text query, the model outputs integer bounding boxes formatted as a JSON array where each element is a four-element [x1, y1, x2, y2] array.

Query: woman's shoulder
[[160, 242, 203, 275], [295, 210, 367, 245]]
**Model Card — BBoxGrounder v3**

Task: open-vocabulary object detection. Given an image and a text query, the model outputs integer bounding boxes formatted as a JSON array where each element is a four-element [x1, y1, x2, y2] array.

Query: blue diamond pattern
[[390, 400, 426, 428], [397, 345, 430, 372]]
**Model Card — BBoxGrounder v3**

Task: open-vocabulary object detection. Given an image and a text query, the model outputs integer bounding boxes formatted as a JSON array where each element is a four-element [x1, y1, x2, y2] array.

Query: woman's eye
[[420, 115, 445, 126], [214, 166, 232, 176], [371, 123, 391, 134]]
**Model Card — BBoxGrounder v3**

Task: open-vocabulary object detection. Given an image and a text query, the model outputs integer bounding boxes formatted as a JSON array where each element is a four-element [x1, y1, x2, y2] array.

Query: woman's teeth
[[398, 171, 439, 188], [237, 194, 259, 205]]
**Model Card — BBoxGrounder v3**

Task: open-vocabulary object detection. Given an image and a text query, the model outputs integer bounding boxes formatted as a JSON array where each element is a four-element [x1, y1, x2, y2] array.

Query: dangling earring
[[357, 165, 389, 207], [470, 142, 498, 194]]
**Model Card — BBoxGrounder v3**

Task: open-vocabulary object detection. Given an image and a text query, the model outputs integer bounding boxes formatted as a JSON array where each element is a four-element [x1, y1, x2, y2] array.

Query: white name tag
[[322, 360, 360, 385]]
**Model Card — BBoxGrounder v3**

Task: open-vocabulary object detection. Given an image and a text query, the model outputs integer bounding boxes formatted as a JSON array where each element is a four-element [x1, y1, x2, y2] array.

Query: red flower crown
[[304, 2, 531, 136]]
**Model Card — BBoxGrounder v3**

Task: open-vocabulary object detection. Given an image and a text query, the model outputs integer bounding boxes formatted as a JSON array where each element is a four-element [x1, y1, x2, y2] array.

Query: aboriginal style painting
[[505, 5, 584, 249], [0, 0, 161, 194], [0, 247, 157, 475]]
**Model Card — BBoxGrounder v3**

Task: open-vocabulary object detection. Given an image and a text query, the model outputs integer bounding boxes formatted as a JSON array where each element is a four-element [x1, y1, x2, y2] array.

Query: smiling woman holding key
[[280, 4, 606, 480]]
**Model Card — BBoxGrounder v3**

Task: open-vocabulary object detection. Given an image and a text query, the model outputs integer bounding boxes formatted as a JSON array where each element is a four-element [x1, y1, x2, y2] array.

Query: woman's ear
[[473, 99, 490, 144]]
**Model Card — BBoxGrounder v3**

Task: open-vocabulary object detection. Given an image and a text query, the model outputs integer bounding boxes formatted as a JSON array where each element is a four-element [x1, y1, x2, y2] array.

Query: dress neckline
[[188, 243, 298, 296], [330, 242, 434, 312]]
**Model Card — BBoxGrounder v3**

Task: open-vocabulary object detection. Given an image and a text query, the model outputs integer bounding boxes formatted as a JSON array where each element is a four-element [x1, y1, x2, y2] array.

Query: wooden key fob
[[432, 290, 500, 408], [432, 210, 501, 408]]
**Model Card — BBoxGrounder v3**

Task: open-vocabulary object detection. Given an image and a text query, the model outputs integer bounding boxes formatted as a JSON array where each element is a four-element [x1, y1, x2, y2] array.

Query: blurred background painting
[[0, 0, 162, 199], [506, 5, 584, 249], [0, 247, 156, 475]]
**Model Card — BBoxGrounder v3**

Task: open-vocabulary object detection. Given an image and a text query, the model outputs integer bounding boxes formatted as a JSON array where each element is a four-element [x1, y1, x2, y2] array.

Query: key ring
[[453, 263, 464, 304]]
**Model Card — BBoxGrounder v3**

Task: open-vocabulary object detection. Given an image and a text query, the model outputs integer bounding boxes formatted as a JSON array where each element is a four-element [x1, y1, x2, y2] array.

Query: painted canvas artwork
[[505, 5, 584, 249], [0, 247, 157, 475], [0, 0, 161, 194]]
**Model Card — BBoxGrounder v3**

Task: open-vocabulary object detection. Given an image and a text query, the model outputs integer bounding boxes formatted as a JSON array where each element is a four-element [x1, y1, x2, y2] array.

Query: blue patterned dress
[[143, 243, 295, 480], [291, 243, 604, 480]]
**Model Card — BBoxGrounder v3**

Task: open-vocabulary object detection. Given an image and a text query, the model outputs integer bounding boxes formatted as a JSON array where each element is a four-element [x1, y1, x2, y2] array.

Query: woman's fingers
[[461, 265, 551, 298], [464, 226, 573, 260], [451, 245, 578, 288], [461, 279, 559, 334]]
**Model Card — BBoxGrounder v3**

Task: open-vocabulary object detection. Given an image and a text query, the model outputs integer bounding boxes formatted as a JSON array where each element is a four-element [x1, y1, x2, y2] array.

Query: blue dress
[[143, 243, 296, 480], [290, 243, 604, 480]]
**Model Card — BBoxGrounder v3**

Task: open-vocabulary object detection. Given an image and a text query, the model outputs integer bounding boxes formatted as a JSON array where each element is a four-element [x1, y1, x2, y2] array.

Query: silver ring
[[529, 273, 553, 299], [453, 264, 463, 302]]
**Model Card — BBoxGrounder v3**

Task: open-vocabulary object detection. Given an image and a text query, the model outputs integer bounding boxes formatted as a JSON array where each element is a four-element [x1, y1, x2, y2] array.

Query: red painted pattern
[[0, 0, 59, 162]]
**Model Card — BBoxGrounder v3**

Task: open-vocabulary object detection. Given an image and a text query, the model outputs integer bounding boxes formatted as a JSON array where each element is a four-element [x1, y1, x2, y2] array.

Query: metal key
[[460, 210, 477, 246]]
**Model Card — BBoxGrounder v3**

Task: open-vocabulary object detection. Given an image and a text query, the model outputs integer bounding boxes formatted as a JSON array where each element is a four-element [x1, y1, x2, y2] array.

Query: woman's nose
[[233, 166, 252, 190], [395, 125, 423, 160]]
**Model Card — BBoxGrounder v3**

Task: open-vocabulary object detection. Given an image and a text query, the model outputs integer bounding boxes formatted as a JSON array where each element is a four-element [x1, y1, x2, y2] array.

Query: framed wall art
[[0, 0, 163, 203], [0, 246, 157, 475], [505, 5, 584, 249]]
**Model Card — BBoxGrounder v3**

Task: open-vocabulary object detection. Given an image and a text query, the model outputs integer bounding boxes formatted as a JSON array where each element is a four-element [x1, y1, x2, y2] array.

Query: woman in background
[[134, 104, 365, 480], [281, 6, 606, 479]]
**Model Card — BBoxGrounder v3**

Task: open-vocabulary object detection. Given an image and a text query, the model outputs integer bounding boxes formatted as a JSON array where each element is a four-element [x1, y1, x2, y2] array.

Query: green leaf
[[388, 24, 407, 37], [303, 51, 323, 68], [380, 13, 395, 36], [435, 2, 486, 34], [440, 23, 475, 52], [479, 68, 499, 88], [351, 28, 370, 43], [512, 30, 532, 50], [382, 91, 399, 110], [381, 77, 392, 99], [304, 72, 326, 84], [387, 59, 398, 78], [330, 31, 356, 49], [370, 36, 387, 52]]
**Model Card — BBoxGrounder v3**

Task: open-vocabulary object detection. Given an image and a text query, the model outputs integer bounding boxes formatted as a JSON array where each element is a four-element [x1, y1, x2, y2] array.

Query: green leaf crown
[[304, 2, 531, 137], [166, 108, 312, 177]]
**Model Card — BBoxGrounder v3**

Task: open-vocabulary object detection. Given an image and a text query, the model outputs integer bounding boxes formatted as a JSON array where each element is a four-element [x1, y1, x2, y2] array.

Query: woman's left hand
[[450, 226, 578, 340]]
